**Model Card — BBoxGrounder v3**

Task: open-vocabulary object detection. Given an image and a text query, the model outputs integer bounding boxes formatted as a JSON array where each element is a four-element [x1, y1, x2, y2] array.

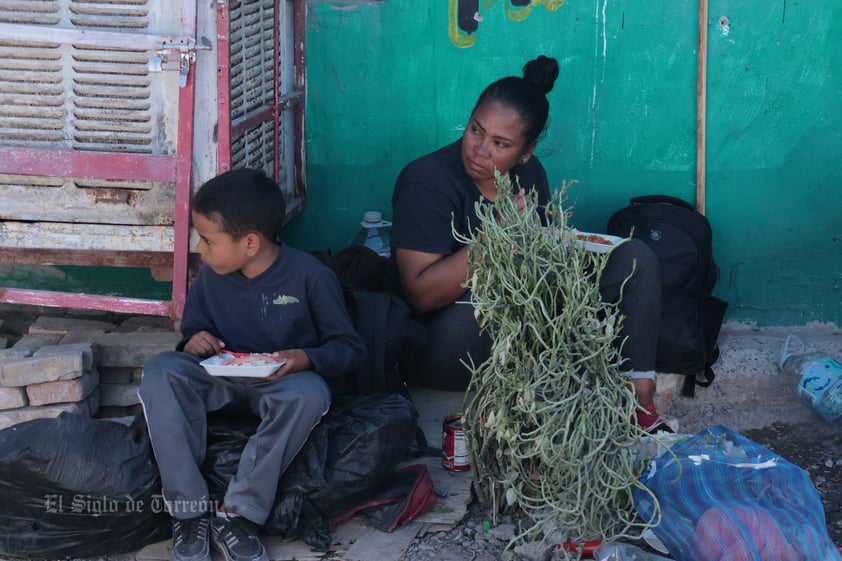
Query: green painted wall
[[284, 0, 842, 327]]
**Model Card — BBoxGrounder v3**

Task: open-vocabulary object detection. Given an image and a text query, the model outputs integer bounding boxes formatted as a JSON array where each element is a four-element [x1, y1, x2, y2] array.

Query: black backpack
[[607, 195, 728, 397], [342, 289, 426, 397]]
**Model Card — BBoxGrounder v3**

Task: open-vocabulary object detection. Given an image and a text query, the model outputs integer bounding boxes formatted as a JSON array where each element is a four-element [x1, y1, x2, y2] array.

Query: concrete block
[[100, 382, 141, 407], [131, 367, 144, 383], [116, 316, 177, 333], [27, 369, 100, 406], [0, 386, 28, 410], [60, 330, 108, 344], [34, 342, 97, 372], [29, 316, 117, 336], [0, 348, 34, 363], [0, 352, 84, 387], [0, 388, 100, 430], [99, 367, 133, 385], [12, 333, 62, 353], [94, 332, 180, 368], [0, 309, 41, 337]]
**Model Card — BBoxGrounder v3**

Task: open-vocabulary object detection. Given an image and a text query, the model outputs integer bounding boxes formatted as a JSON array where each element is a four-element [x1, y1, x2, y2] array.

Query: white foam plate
[[575, 231, 625, 253], [200, 353, 285, 378]]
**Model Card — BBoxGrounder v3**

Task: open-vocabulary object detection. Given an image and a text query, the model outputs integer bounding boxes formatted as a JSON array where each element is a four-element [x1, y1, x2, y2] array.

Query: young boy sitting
[[139, 168, 365, 561]]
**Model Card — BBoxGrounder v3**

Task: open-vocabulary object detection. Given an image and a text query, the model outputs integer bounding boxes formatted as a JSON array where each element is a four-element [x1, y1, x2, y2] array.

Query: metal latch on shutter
[[148, 37, 212, 87]]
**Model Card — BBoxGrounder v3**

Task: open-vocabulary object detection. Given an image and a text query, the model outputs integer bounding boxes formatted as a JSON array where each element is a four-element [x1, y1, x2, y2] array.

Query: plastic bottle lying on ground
[[779, 334, 842, 426]]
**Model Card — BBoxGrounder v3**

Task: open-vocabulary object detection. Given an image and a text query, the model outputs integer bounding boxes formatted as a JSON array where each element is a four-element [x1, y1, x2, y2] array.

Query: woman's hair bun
[[522, 55, 559, 95]]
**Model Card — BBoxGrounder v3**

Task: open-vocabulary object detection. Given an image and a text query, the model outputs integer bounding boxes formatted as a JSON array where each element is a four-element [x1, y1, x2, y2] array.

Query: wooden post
[[696, 0, 708, 214]]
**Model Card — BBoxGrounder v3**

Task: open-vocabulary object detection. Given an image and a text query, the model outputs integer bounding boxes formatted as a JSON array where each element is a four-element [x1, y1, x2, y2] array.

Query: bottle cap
[[363, 211, 382, 223], [360, 210, 392, 228]]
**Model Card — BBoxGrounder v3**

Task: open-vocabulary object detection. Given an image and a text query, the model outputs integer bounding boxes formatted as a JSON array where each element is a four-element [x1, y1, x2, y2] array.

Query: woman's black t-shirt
[[386, 138, 551, 298]]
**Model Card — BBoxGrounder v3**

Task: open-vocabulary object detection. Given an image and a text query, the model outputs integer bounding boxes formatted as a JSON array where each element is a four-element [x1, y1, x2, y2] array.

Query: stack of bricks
[[0, 307, 180, 429]]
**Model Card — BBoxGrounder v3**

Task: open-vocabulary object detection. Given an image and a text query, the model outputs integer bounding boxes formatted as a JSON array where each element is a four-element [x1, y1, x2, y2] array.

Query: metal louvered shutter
[[215, 0, 305, 217], [0, 0, 198, 317]]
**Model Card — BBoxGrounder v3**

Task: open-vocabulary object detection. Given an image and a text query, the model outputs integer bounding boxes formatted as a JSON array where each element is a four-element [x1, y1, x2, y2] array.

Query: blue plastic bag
[[633, 425, 841, 561]]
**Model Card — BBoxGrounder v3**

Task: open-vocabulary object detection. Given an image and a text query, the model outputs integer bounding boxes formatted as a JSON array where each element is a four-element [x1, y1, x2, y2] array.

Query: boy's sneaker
[[171, 515, 211, 561], [634, 403, 674, 434], [211, 515, 268, 561]]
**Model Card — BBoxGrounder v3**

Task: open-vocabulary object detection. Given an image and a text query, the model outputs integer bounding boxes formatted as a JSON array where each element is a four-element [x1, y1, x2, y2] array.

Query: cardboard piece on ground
[[404, 455, 472, 526], [330, 516, 369, 546], [342, 520, 424, 561], [262, 535, 325, 561], [406, 384, 469, 446], [403, 384, 474, 528], [134, 539, 171, 561]]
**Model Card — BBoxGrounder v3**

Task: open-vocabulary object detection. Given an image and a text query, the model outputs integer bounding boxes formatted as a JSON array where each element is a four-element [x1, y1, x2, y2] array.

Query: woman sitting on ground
[[385, 55, 670, 433]]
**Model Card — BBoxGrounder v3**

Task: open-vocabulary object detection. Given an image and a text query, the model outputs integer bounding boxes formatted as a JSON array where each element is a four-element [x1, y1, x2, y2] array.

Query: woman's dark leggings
[[399, 238, 662, 391]]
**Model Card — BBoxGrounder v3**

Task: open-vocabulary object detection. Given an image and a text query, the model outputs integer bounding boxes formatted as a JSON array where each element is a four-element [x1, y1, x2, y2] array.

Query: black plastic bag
[[203, 392, 419, 550], [0, 413, 170, 558]]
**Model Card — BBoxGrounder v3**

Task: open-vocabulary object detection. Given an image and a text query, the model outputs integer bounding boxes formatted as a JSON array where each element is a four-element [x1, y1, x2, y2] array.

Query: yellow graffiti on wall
[[448, 0, 568, 48]]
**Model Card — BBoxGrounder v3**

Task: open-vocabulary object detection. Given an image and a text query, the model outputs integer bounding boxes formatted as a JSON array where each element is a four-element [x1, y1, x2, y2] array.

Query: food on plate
[[576, 233, 614, 245], [200, 352, 286, 378], [218, 352, 280, 366], [573, 232, 626, 254]]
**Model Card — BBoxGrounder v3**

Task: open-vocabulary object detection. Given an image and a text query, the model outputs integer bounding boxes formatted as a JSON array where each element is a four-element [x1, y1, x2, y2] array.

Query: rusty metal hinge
[[148, 37, 212, 88]]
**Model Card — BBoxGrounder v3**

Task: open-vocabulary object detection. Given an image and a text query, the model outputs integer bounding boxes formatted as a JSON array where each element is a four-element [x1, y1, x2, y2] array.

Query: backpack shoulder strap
[[348, 289, 393, 395], [681, 296, 728, 397]]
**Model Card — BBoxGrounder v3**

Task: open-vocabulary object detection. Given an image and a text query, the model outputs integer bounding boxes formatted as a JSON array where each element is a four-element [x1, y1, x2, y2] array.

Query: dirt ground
[[744, 421, 842, 546]]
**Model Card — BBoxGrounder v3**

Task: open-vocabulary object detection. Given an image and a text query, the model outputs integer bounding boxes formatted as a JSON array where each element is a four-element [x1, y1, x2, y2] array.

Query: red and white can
[[442, 413, 470, 471]]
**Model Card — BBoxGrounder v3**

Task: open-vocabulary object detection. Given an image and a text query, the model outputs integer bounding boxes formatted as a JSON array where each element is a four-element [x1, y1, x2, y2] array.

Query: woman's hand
[[264, 349, 313, 381]]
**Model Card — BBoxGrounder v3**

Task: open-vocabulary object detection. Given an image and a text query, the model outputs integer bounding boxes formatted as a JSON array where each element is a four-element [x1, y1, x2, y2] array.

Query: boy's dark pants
[[139, 351, 330, 525]]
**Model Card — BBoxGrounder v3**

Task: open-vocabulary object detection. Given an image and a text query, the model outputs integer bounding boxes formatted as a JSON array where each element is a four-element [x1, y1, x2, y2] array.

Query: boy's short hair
[[192, 168, 287, 241]]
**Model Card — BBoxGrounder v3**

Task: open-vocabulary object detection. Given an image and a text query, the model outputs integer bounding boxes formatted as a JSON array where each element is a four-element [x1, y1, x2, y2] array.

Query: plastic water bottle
[[351, 211, 392, 258], [779, 334, 842, 424]]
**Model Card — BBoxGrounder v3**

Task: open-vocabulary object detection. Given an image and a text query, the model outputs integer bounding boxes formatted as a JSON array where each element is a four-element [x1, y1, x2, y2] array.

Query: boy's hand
[[183, 331, 225, 358], [265, 349, 313, 381]]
